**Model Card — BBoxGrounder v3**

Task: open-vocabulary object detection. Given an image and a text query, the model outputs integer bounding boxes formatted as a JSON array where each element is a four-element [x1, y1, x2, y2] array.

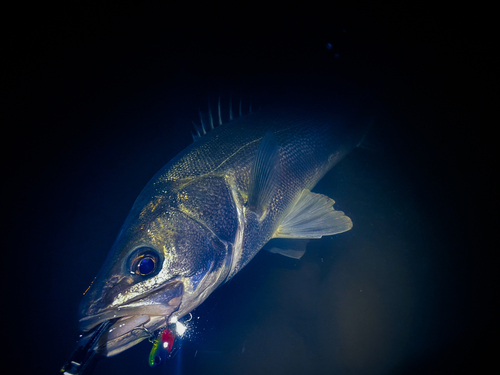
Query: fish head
[[79, 202, 231, 356]]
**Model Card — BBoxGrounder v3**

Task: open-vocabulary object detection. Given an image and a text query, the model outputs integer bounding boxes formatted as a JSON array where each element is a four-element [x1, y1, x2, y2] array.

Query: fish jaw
[[79, 280, 183, 357]]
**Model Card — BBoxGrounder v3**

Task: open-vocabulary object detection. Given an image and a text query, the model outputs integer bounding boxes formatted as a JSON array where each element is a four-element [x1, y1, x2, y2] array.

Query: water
[[8, 6, 480, 375]]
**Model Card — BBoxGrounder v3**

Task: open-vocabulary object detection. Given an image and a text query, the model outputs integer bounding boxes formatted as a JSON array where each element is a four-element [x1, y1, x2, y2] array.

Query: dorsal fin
[[217, 96, 222, 126], [191, 96, 254, 142], [229, 95, 233, 121], [198, 109, 207, 135], [207, 97, 214, 130]]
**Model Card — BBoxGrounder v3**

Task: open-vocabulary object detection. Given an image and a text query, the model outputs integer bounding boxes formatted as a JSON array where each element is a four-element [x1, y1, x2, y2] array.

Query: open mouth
[[79, 280, 183, 355], [79, 302, 172, 332], [104, 314, 151, 341]]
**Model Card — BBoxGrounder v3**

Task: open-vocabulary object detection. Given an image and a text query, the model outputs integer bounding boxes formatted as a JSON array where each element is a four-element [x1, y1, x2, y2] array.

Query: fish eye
[[131, 248, 160, 276], [137, 256, 156, 275]]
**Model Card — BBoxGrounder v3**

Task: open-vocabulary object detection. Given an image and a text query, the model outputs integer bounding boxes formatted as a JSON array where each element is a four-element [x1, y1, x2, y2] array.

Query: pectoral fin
[[274, 189, 352, 239], [247, 132, 281, 217]]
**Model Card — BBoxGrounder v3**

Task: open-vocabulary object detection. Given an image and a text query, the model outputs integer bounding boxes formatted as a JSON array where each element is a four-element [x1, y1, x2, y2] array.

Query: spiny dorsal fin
[[274, 189, 353, 239], [191, 96, 254, 142], [229, 95, 233, 121], [207, 97, 214, 130], [217, 96, 222, 126], [200, 109, 208, 135]]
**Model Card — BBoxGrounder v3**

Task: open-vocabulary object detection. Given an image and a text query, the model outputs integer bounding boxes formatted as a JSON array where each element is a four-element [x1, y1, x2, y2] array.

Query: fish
[[77, 97, 367, 359]]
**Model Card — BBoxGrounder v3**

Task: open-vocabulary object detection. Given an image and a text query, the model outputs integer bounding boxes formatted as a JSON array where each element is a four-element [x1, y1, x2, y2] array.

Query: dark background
[[5, 3, 487, 375]]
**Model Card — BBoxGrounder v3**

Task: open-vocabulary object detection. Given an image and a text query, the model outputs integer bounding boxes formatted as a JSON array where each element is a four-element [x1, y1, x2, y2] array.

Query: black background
[[5, 3, 487, 375]]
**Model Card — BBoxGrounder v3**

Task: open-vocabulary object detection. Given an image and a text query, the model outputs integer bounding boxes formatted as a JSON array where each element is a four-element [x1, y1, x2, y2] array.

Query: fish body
[[78, 103, 365, 357]]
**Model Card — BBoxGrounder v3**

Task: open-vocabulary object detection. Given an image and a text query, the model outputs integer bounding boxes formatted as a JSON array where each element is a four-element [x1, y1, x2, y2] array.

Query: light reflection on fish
[[76, 97, 367, 359]]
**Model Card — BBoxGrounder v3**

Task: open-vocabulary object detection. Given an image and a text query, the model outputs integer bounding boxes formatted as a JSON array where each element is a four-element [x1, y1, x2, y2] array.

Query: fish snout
[[79, 280, 184, 332]]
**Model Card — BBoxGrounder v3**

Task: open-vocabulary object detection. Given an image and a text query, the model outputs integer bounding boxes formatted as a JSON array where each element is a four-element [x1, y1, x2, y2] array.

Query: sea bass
[[77, 100, 365, 358]]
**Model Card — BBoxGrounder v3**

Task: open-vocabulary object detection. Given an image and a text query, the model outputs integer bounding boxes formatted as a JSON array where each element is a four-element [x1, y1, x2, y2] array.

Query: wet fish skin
[[78, 104, 364, 356]]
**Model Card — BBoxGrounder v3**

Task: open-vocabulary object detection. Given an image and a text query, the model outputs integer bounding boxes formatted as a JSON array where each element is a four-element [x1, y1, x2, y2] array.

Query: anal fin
[[264, 238, 309, 259]]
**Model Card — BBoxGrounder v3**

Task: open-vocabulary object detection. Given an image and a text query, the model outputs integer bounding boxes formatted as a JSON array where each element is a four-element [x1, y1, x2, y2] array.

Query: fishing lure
[[148, 326, 176, 367]]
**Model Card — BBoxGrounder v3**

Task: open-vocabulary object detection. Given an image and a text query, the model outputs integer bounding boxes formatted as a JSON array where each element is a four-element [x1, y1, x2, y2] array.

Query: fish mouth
[[78, 280, 183, 355]]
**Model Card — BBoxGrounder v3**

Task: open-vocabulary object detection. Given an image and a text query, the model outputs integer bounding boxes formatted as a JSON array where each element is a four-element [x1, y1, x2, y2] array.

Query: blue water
[[8, 5, 480, 375]]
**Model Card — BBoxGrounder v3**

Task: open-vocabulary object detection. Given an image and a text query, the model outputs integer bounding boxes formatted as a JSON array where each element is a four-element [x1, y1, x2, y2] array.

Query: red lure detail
[[161, 328, 175, 353]]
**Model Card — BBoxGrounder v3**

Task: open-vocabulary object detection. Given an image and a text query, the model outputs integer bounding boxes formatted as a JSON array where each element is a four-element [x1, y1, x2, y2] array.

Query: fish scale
[[73, 102, 365, 363]]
